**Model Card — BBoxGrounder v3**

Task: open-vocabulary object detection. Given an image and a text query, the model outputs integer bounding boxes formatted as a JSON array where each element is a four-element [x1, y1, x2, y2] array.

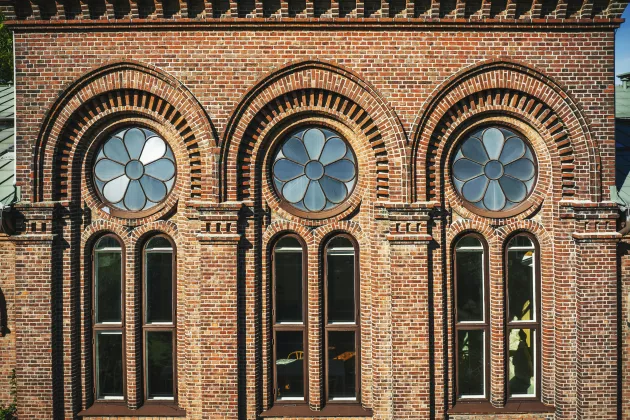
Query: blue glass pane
[[305, 161, 325, 180], [499, 176, 527, 202], [482, 128, 504, 160], [103, 175, 130, 203], [303, 128, 326, 160], [95, 159, 125, 182], [320, 176, 348, 204], [453, 159, 483, 181], [499, 137, 525, 165], [140, 176, 168, 203], [145, 159, 176, 182], [483, 180, 506, 211], [124, 128, 146, 159], [461, 137, 489, 164], [303, 180, 326, 211], [324, 159, 355, 182], [504, 159, 535, 181], [274, 159, 305, 182], [124, 180, 146, 211], [282, 137, 309, 164], [140, 136, 167, 164], [283, 176, 309, 203], [103, 137, 130, 164], [319, 137, 347, 166], [462, 176, 489, 203]]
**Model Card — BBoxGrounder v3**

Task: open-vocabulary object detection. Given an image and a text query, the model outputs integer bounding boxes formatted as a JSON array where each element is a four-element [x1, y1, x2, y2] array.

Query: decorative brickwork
[[0, 1, 626, 419]]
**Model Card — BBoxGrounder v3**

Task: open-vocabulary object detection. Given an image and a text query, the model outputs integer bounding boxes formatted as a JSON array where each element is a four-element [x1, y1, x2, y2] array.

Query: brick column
[[10, 203, 57, 419], [570, 203, 619, 419], [196, 204, 242, 419], [384, 205, 433, 419]]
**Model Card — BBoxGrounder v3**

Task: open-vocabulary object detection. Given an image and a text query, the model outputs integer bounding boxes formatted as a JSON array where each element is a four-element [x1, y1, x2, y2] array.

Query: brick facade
[[0, 0, 627, 419]]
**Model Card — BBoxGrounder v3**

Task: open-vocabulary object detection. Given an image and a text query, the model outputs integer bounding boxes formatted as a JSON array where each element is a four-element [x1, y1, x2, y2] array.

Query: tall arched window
[[505, 234, 539, 399], [454, 234, 489, 400], [143, 235, 176, 401], [325, 235, 360, 401], [272, 235, 307, 402], [93, 235, 125, 401]]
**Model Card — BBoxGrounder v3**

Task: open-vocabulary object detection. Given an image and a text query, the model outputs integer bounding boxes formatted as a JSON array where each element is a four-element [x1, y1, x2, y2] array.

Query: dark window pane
[[275, 246, 303, 323], [507, 242, 535, 322], [95, 251, 122, 323], [146, 251, 173, 323], [508, 328, 535, 396], [275, 330, 305, 399], [456, 238, 484, 322], [327, 238, 355, 323], [457, 329, 485, 398], [328, 331, 356, 399], [146, 331, 174, 399], [96, 332, 124, 399]]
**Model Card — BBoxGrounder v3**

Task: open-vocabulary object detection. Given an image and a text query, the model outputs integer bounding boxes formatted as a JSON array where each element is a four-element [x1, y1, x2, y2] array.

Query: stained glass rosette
[[272, 127, 357, 213], [93, 128, 176, 212], [452, 127, 536, 212]]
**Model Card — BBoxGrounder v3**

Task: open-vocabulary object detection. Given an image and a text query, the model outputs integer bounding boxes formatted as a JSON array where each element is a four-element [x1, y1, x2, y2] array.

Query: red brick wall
[[0, 6, 625, 420], [0, 239, 15, 406]]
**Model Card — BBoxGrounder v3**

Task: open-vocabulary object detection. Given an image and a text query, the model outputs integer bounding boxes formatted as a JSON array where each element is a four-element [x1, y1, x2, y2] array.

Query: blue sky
[[617, 6, 630, 84]]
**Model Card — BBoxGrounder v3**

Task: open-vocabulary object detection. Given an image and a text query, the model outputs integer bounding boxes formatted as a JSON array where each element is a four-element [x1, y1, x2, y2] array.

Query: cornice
[[5, 18, 624, 32]]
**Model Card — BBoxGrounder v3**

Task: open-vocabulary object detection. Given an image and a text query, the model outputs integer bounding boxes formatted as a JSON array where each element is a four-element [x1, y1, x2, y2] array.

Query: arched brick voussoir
[[411, 58, 599, 203], [220, 59, 409, 204], [34, 59, 219, 203], [129, 220, 180, 246], [263, 221, 316, 248]]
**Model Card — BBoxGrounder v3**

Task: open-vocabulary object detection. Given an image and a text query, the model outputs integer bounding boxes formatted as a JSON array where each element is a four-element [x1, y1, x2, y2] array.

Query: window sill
[[78, 402, 186, 417], [447, 401, 555, 415], [260, 404, 373, 418]]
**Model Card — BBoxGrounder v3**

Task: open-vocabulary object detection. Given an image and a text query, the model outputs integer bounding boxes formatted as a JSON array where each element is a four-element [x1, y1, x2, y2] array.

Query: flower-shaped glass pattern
[[93, 127, 176, 213], [272, 126, 357, 213], [452, 127, 537, 212]]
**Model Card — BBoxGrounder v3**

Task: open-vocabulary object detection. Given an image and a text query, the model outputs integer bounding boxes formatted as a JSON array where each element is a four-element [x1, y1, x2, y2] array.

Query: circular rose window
[[93, 127, 176, 213], [452, 127, 536, 212], [272, 126, 357, 213]]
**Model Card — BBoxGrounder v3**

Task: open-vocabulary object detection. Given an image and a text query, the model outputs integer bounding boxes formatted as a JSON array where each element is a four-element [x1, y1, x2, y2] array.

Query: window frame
[[453, 233, 490, 401], [323, 233, 361, 404], [504, 233, 541, 402], [92, 233, 127, 403], [142, 234, 178, 404], [271, 234, 309, 404]]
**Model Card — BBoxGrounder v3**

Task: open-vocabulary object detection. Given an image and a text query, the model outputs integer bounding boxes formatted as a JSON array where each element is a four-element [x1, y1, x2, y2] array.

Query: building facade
[[0, 0, 628, 419]]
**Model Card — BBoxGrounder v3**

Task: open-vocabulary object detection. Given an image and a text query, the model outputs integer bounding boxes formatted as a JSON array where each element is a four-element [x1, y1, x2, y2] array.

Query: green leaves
[[0, 12, 13, 84]]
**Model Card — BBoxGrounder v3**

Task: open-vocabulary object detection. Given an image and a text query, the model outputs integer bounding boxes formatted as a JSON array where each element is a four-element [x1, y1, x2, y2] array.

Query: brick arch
[[262, 221, 316, 247], [129, 220, 180, 245], [81, 220, 133, 251], [446, 219, 497, 245], [220, 60, 408, 203], [411, 59, 598, 203], [34, 60, 218, 203]]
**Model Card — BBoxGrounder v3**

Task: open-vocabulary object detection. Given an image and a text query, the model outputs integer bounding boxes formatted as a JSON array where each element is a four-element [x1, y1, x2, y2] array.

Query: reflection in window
[[506, 235, 538, 398], [144, 235, 176, 400], [93, 235, 124, 400], [454, 234, 488, 399], [273, 236, 306, 401], [325, 235, 359, 401]]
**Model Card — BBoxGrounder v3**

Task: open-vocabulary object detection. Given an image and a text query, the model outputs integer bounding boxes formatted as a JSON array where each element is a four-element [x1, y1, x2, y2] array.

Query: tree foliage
[[0, 13, 13, 84]]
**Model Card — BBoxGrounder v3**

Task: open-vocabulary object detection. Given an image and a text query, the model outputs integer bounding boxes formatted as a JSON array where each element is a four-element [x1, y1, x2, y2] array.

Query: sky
[[616, 6, 630, 84]]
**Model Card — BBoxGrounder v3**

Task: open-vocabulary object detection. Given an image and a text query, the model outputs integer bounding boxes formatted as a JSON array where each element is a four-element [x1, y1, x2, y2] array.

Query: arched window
[[505, 234, 539, 399], [454, 234, 489, 400], [324, 235, 360, 401], [143, 235, 176, 401], [272, 235, 307, 402], [93, 235, 125, 401]]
